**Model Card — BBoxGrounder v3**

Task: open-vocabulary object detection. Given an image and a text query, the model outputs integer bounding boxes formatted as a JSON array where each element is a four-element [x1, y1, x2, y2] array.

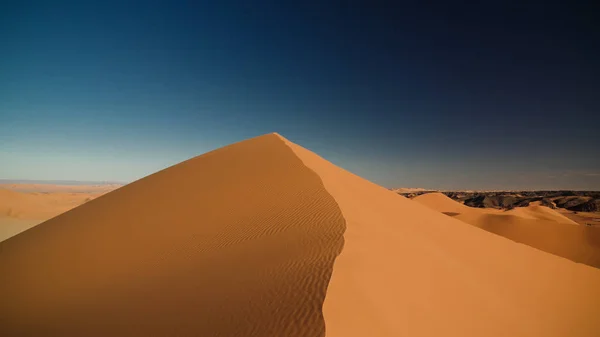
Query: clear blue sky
[[1, 1, 599, 190]]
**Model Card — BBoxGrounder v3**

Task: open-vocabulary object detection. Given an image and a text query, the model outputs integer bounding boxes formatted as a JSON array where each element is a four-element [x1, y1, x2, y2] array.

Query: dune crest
[[279, 136, 600, 337], [0, 134, 345, 336], [414, 192, 600, 268], [2, 133, 600, 336]]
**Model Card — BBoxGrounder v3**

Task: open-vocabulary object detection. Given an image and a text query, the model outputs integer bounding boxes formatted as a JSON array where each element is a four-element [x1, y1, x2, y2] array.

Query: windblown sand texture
[[2, 133, 600, 336], [414, 192, 600, 268], [0, 134, 345, 336]]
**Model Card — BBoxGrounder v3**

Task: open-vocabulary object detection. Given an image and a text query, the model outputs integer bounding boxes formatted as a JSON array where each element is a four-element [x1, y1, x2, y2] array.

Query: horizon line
[[1, 179, 598, 192]]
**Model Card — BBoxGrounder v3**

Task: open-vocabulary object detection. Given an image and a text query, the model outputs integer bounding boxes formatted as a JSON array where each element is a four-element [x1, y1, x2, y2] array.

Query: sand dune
[[282, 139, 600, 337], [414, 192, 600, 268], [0, 134, 345, 336], [559, 208, 600, 226], [2, 133, 600, 336]]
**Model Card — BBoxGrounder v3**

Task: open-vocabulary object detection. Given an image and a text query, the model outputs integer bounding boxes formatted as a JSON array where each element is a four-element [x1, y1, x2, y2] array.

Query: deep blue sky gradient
[[1, 1, 599, 189]]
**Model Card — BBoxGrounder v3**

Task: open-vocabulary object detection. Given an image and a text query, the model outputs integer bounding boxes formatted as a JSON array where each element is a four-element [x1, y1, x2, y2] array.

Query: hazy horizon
[[2, 165, 600, 192], [0, 179, 126, 186], [2, 177, 598, 192], [2, 1, 599, 190]]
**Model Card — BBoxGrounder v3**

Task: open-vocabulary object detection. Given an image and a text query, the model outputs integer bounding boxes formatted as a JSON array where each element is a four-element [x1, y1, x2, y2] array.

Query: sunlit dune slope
[[414, 192, 600, 268], [282, 138, 600, 337], [2, 133, 600, 337], [0, 134, 345, 336]]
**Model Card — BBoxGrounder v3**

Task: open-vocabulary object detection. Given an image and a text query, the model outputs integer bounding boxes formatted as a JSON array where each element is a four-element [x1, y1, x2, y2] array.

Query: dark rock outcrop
[[567, 200, 600, 212], [398, 190, 600, 213]]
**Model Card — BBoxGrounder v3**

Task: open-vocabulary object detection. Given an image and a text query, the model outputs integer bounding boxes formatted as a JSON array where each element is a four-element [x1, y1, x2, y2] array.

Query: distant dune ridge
[[2, 133, 600, 336], [414, 192, 600, 268]]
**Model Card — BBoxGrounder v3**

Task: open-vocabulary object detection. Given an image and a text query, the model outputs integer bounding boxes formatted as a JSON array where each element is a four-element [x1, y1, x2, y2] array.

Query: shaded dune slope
[[414, 193, 600, 268], [0, 134, 345, 336], [281, 138, 600, 337]]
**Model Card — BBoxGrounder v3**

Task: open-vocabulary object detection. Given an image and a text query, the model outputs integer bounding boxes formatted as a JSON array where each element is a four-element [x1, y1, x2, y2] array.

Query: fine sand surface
[[2, 133, 600, 336], [0, 134, 345, 336], [0, 186, 119, 242], [557, 208, 600, 227], [282, 135, 600, 337], [414, 192, 600, 268]]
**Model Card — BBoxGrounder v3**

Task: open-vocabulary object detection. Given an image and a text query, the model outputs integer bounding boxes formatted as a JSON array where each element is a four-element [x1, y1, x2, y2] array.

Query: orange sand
[[1, 133, 600, 336], [557, 208, 600, 227], [282, 135, 600, 337], [414, 192, 600, 268], [0, 185, 119, 242], [0, 134, 345, 336]]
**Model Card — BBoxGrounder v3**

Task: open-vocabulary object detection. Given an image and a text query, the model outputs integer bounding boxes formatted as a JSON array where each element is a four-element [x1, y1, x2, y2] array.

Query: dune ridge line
[[414, 192, 600, 268], [2, 132, 600, 337], [0, 133, 345, 337], [278, 134, 600, 337]]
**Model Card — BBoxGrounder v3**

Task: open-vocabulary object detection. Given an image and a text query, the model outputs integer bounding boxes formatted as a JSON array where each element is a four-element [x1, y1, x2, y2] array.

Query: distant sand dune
[[1, 133, 600, 336], [414, 192, 600, 268]]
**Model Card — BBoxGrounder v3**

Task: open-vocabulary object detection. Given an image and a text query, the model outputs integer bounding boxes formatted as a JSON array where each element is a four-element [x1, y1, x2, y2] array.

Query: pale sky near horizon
[[2, 1, 599, 190]]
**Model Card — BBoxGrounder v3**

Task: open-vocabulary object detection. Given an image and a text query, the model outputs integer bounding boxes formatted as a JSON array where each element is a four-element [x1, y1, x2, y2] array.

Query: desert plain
[[0, 183, 121, 242]]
